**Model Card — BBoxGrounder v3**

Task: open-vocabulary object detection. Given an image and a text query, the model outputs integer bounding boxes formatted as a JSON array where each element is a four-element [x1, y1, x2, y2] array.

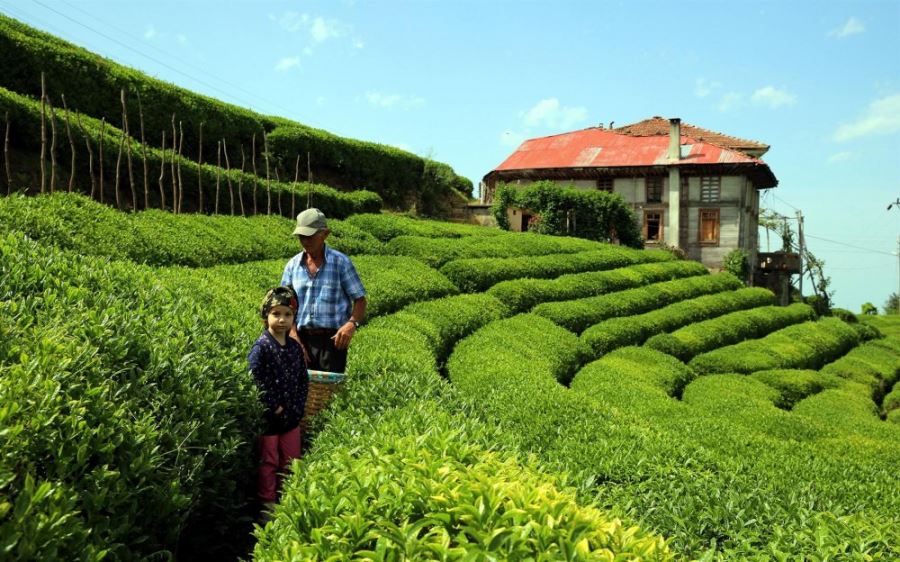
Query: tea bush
[[645, 303, 817, 362], [581, 287, 775, 356], [534, 272, 743, 334], [384, 232, 602, 268], [487, 259, 708, 313], [441, 247, 673, 293], [344, 212, 501, 241], [689, 318, 861, 374], [747, 369, 845, 409]]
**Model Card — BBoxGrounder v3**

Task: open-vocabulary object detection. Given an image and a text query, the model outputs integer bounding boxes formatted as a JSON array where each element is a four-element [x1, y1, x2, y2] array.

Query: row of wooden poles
[[2, 73, 314, 217]]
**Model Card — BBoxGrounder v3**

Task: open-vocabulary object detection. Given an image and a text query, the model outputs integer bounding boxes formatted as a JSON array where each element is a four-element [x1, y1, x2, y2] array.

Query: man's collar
[[299, 244, 330, 264]]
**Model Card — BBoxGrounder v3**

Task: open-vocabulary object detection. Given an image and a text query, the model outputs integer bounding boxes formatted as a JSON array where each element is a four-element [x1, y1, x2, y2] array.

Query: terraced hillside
[[2, 194, 899, 560]]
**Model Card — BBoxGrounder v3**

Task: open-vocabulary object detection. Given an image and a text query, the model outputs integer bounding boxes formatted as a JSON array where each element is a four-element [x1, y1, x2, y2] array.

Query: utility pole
[[889, 199, 900, 314]]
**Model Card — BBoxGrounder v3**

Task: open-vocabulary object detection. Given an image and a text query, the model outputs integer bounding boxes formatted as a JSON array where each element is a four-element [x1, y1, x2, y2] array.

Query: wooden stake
[[48, 98, 59, 193], [176, 120, 184, 213], [136, 90, 149, 209], [120, 89, 136, 210], [4, 111, 11, 195], [158, 130, 167, 210], [307, 151, 312, 209], [98, 118, 105, 203], [251, 132, 258, 215], [237, 144, 246, 216], [215, 140, 221, 215], [170, 114, 177, 212], [274, 167, 282, 216], [263, 130, 271, 215], [40, 72, 46, 193], [60, 95, 76, 192], [197, 122, 204, 213], [293, 153, 300, 218], [75, 111, 96, 199], [222, 138, 234, 215], [114, 117, 125, 209]]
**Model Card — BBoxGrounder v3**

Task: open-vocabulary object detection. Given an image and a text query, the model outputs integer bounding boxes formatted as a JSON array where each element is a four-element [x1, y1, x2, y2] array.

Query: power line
[[804, 234, 896, 257]]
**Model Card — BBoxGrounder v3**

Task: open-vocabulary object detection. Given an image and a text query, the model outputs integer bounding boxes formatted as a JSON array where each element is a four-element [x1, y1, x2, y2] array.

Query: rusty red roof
[[613, 116, 769, 154], [494, 127, 764, 170]]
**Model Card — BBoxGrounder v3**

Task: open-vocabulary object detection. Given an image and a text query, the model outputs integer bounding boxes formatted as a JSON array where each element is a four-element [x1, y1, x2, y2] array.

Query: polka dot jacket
[[248, 331, 309, 435]]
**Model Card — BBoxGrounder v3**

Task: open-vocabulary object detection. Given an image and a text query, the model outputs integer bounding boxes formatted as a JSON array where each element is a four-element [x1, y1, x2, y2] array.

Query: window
[[699, 209, 720, 245], [700, 176, 721, 202], [597, 177, 613, 192], [644, 210, 663, 242], [646, 177, 663, 203]]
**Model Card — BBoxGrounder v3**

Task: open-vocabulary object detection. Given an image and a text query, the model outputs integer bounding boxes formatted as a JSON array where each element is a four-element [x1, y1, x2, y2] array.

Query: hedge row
[[570, 347, 696, 412], [385, 232, 606, 268], [581, 287, 776, 356], [747, 369, 845, 409], [0, 86, 382, 217], [367, 293, 509, 361], [343, 212, 501, 241], [447, 312, 900, 558], [0, 193, 384, 267], [486, 260, 708, 313], [644, 303, 817, 362], [533, 272, 744, 334], [0, 232, 260, 559], [441, 247, 674, 293], [0, 15, 471, 208], [688, 318, 861, 374]]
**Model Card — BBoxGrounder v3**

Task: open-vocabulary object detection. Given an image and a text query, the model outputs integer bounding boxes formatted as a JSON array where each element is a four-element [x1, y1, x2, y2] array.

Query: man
[[281, 208, 367, 373]]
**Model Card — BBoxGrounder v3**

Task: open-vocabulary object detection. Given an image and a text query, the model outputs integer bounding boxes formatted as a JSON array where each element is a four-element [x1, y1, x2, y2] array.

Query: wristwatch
[[349, 320, 360, 329]]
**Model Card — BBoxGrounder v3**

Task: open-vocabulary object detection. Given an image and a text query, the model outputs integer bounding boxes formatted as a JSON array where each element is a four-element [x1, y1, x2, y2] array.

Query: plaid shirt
[[281, 245, 366, 330]]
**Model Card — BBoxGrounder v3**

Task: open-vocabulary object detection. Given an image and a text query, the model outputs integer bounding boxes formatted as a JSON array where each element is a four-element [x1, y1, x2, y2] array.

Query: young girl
[[248, 286, 308, 511]]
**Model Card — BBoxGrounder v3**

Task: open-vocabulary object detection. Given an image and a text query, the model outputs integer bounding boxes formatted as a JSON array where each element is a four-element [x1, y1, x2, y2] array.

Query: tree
[[861, 302, 878, 315], [883, 293, 899, 315]]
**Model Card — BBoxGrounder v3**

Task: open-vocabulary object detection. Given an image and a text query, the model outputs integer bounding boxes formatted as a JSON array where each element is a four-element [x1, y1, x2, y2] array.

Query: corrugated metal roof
[[613, 116, 769, 154], [493, 127, 765, 171]]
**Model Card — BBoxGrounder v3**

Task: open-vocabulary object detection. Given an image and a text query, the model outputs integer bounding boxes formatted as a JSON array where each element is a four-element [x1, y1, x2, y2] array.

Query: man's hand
[[331, 321, 357, 350]]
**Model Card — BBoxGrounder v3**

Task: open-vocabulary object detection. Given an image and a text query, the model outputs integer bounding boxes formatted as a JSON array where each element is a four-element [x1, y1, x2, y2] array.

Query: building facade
[[482, 117, 778, 270]]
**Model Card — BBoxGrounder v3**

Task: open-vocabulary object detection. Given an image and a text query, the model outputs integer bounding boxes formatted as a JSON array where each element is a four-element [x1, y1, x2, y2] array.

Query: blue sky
[[2, 0, 899, 312]]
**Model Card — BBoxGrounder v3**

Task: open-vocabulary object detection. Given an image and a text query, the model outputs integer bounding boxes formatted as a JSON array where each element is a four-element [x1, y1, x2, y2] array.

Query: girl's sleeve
[[249, 342, 280, 412]]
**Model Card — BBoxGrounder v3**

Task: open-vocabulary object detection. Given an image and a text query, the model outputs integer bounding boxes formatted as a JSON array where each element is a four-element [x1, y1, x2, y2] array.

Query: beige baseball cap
[[293, 208, 328, 236]]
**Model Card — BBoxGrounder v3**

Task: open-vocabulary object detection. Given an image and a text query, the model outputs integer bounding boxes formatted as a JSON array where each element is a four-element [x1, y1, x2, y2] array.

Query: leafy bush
[[385, 232, 603, 268], [491, 181, 643, 248], [0, 87, 382, 217], [352, 255, 459, 317], [486, 260, 708, 313], [533, 272, 744, 334], [344, 212, 501, 241], [748, 369, 844, 409], [645, 303, 817, 362], [688, 318, 861, 374], [581, 287, 775, 356], [441, 247, 673, 293]]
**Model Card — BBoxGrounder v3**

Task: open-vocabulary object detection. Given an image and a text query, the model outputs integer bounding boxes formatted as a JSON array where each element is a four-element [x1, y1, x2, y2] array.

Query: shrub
[[645, 303, 817, 362], [722, 248, 750, 283], [441, 247, 673, 293], [491, 181, 643, 248], [533, 272, 744, 334], [352, 255, 459, 318], [581, 287, 775, 356], [688, 318, 861, 374], [748, 369, 844, 409], [344, 212, 501, 241]]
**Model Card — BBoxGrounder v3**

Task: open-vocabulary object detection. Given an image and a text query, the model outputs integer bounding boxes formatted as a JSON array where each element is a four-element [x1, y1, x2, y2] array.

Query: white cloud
[[751, 86, 797, 108], [833, 94, 900, 141], [365, 91, 425, 109], [717, 92, 744, 112], [827, 151, 853, 163], [274, 56, 301, 72], [176, 33, 188, 45], [522, 98, 588, 129], [353, 38, 365, 49], [143, 25, 157, 40], [830, 17, 865, 38], [310, 17, 344, 42], [695, 77, 721, 98], [278, 11, 309, 33]]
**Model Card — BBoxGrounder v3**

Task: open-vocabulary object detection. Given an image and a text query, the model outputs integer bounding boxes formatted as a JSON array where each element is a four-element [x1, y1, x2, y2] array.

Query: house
[[482, 117, 778, 271]]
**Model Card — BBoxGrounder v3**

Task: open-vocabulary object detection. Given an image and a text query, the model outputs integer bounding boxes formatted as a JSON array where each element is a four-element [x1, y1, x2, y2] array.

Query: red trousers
[[257, 426, 302, 503]]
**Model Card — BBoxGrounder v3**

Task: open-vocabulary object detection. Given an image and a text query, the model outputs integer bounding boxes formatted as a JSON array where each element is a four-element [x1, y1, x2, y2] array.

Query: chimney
[[668, 117, 681, 161]]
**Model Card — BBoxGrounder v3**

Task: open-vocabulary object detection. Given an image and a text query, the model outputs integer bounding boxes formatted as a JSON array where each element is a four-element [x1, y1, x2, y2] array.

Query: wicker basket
[[300, 369, 346, 436]]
